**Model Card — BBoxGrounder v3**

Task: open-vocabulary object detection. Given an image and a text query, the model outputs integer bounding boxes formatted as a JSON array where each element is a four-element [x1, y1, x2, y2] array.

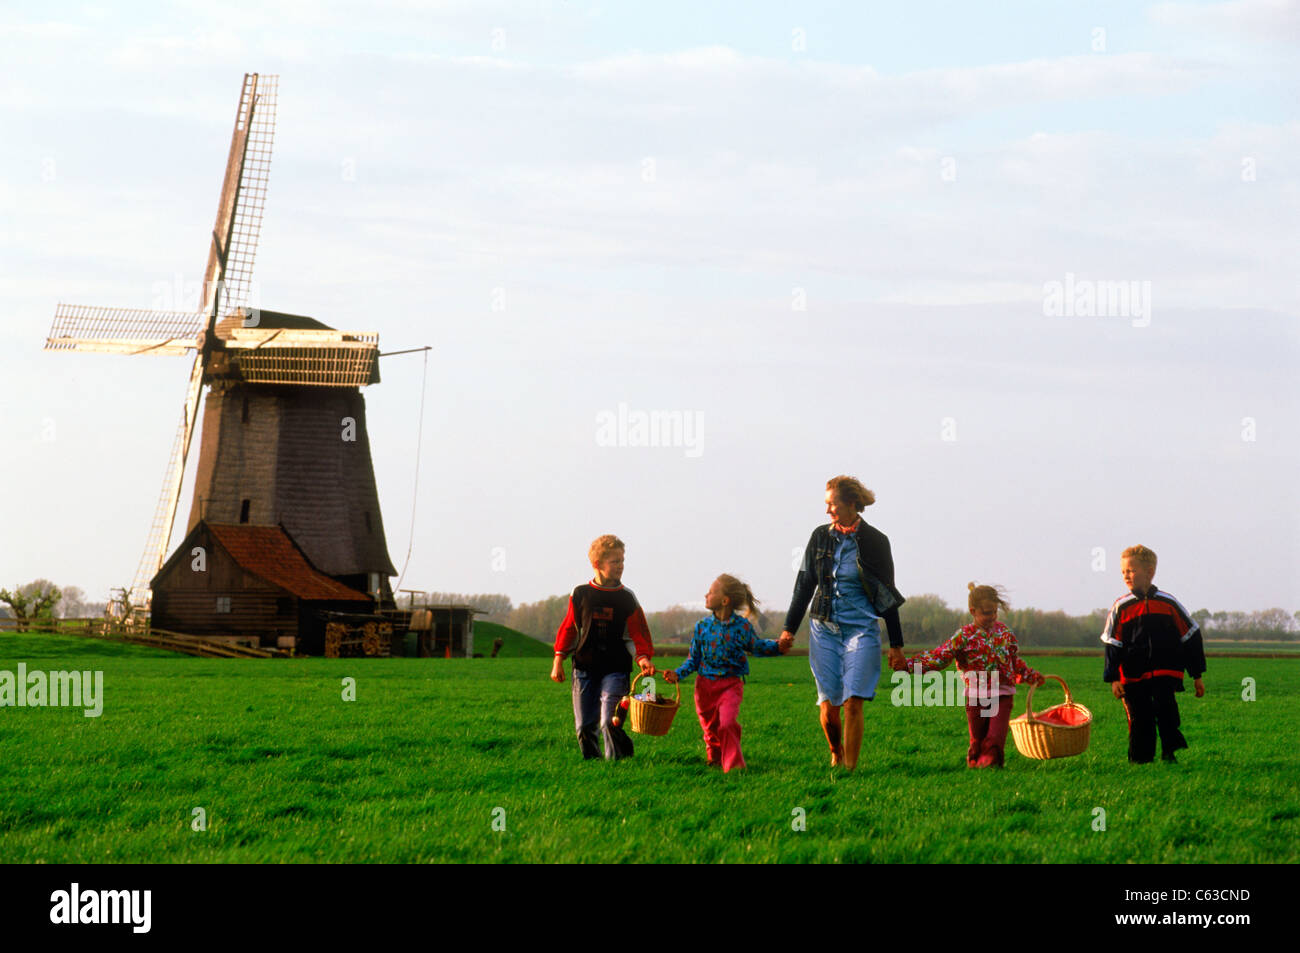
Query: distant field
[[1199, 640, 1300, 654], [2, 631, 1296, 863]]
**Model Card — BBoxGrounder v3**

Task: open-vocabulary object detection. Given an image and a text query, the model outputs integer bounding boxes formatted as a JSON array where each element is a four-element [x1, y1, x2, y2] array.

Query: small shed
[[150, 521, 373, 652], [407, 603, 482, 658]]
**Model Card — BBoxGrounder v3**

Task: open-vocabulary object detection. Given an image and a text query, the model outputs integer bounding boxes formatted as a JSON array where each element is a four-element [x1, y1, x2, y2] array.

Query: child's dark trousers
[[1122, 680, 1187, 763], [572, 668, 634, 760]]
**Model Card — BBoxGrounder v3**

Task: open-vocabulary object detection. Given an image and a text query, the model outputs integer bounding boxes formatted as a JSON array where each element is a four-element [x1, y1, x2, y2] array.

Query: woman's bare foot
[[830, 748, 844, 767]]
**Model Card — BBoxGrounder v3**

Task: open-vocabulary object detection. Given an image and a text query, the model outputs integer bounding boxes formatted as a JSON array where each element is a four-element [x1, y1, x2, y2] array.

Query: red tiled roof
[[206, 524, 372, 602]]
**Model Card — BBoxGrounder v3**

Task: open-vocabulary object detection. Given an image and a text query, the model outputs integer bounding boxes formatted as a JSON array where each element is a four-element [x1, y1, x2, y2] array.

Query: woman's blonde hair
[[968, 582, 1010, 613], [588, 534, 625, 566], [826, 475, 876, 511], [716, 573, 761, 620]]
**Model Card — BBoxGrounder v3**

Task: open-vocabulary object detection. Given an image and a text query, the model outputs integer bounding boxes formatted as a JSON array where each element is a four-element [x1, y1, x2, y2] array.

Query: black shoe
[[1161, 752, 1178, 763]]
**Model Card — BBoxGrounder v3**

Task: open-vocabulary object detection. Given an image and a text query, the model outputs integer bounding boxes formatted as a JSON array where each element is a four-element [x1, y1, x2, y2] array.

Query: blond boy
[[550, 535, 655, 760], [1101, 545, 1206, 763]]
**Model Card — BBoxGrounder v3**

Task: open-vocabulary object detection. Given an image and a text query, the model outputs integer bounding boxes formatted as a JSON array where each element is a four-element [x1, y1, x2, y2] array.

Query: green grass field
[[473, 620, 554, 658], [2, 630, 1297, 863]]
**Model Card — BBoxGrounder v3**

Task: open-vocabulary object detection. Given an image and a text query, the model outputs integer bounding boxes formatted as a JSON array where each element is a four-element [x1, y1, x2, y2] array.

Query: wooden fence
[[0, 617, 287, 658]]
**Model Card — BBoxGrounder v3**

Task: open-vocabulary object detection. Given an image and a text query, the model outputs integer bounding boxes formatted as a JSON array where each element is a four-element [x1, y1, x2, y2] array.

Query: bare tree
[[0, 580, 62, 632]]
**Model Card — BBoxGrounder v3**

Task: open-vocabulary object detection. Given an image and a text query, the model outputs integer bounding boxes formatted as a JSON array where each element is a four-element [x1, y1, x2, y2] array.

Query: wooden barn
[[150, 521, 374, 652]]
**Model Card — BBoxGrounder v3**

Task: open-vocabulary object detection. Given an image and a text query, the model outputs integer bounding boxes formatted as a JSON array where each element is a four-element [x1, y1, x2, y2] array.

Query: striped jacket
[[1101, 586, 1206, 687]]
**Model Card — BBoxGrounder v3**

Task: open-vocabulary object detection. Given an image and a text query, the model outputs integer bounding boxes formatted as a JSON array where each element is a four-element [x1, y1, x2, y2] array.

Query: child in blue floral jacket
[[663, 574, 789, 772]]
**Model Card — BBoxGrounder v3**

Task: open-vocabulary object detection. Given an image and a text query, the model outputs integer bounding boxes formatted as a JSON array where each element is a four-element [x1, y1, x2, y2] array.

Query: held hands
[[777, 631, 795, 655]]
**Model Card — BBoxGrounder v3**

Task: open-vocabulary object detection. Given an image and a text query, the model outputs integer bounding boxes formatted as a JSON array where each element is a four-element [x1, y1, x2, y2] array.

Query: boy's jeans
[[572, 668, 634, 760]]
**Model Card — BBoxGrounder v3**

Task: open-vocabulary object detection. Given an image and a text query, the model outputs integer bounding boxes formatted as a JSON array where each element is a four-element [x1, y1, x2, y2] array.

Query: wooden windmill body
[[45, 74, 396, 623]]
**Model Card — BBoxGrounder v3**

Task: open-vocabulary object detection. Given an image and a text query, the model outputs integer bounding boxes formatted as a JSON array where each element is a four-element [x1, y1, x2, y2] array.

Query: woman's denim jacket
[[783, 521, 905, 647]]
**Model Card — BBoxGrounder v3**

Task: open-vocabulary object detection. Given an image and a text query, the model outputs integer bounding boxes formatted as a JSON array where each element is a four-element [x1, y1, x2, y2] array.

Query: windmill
[[45, 73, 396, 613]]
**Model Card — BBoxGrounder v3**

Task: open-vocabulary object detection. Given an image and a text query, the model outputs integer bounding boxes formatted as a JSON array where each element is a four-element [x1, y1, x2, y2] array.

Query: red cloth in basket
[[1033, 705, 1089, 727]]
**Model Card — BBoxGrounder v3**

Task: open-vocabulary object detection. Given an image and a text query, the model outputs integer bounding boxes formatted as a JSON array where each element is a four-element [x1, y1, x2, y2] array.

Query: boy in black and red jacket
[[1101, 545, 1206, 763], [550, 535, 655, 760]]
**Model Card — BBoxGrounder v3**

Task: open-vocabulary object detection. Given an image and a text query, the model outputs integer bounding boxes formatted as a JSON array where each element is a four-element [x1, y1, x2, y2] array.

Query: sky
[[2, 0, 1297, 620]]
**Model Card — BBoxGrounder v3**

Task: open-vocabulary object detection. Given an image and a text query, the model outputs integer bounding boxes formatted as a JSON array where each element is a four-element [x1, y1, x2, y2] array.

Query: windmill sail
[[132, 353, 205, 599], [46, 304, 204, 355], [204, 73, 277, 322]]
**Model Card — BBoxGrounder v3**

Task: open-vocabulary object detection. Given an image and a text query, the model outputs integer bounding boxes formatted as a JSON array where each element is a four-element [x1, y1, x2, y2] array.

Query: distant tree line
[[398, 592, 514, 618], [497, 590, 1300, 648], [0, 579, 107, 630], [505, 595, 569, 641], [1191, 608, 1300, 642]]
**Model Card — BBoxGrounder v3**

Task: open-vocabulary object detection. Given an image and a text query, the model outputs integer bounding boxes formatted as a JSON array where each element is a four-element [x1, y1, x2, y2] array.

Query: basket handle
[[631, 670, 680, 705], [1022, 674, 1070, 723]]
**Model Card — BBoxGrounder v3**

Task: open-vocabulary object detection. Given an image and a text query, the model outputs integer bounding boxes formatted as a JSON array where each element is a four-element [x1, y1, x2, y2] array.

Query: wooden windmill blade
[[131, 352, 205, 602], [203, 72, 277, 323], [45, 304, 205, 355]]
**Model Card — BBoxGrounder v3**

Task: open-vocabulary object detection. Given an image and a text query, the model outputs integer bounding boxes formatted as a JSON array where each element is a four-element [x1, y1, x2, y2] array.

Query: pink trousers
[[965, 694, 1015, 767], [693, 676, 746, 772]]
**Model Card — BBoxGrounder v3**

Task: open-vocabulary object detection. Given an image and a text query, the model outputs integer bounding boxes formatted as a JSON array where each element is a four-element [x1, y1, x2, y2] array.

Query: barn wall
[[152, 524, 295, 644], [152, 590, 294, 644]]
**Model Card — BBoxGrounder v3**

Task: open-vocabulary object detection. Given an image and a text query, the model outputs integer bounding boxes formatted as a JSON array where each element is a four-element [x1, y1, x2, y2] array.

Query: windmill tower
[[45, 73, 396, 611]]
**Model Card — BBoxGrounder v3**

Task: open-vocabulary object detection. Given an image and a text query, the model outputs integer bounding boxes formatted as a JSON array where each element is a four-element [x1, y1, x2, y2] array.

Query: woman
[[780, 475, 906, 769]]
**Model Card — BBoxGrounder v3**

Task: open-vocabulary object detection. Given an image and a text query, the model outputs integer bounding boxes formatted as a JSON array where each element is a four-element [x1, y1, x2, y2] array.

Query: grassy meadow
[[2, 630, 1297, 864]]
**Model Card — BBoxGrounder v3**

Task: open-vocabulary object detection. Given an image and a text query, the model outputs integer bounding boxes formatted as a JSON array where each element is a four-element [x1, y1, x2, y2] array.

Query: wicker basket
[[1009, 674, 1092, 760], [625, 672, 680, 737]]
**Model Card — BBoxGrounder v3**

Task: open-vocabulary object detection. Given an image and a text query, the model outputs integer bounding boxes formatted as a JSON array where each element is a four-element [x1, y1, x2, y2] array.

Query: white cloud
[[106, 29, 246, 68], [1149, 0, 1300, 44]]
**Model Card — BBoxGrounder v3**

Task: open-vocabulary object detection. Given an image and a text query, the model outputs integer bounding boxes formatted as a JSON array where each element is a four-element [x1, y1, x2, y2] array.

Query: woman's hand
[[551, 657, 565, 683], [1193, 677, 1205, 698], [1111, 682, 1125, 700], [778, 632, 795, 654], [637, 657, 656, 677], [887, 646, 906, 672]]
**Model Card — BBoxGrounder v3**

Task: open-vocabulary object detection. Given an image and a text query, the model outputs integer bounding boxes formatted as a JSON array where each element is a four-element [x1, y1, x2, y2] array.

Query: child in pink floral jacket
[[894, 583, 1044, 768]]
